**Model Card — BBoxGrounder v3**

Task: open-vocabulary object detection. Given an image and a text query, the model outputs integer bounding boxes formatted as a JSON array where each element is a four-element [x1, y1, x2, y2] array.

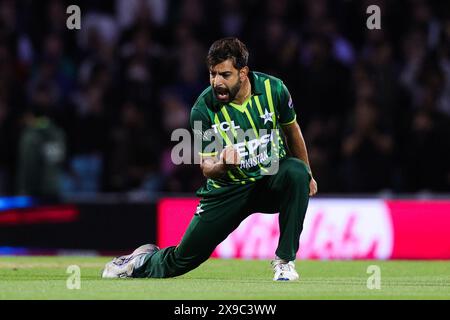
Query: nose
[[214, 78, 224, 88], [212, 75, 218, 86], [211, 74, 224, 88]]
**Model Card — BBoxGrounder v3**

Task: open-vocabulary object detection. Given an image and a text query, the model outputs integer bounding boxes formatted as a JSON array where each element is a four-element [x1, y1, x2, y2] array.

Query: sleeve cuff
[[199, 152, 219, 157], [280, 114, 297, 126]]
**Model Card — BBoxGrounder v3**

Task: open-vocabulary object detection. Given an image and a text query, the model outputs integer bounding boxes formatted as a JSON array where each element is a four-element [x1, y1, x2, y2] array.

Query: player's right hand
[[220, 145, 241, 166]]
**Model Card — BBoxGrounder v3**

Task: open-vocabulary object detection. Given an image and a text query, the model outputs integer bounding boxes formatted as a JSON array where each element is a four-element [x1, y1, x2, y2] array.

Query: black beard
[[228, 80, 241, 102], [213, 80, 242, 103]]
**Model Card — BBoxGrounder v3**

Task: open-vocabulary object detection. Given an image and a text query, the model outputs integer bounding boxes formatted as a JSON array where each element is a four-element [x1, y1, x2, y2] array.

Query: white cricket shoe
[[101, 244, 159, 279], [271, 258, 299, 281]]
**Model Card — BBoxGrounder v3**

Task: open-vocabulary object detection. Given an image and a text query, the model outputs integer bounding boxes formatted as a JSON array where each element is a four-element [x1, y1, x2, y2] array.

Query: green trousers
[[133, 157, 311, 278]]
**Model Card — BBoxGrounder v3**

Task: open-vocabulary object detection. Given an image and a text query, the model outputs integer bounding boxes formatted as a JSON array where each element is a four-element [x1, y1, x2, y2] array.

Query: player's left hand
[[309, 177, 318, 196]]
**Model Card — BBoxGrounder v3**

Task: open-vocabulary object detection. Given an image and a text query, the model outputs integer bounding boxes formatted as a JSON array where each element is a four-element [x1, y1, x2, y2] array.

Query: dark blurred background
[[0, 0, 449, 199]]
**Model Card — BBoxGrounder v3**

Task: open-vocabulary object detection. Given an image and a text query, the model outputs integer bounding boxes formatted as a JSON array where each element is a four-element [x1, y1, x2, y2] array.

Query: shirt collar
[[249, 71, 263, 96]]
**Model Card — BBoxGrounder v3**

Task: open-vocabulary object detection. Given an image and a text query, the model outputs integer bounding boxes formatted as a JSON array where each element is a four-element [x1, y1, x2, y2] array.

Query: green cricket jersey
[[190, 71, 297, 192]]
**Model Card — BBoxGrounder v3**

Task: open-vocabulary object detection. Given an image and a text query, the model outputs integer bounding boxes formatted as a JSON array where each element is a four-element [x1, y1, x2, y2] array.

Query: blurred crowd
[[0, 0, 449, 197]]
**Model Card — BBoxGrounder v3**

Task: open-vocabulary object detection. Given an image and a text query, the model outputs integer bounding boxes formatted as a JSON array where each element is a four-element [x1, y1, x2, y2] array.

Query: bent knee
[[283, 158, 310, 183]]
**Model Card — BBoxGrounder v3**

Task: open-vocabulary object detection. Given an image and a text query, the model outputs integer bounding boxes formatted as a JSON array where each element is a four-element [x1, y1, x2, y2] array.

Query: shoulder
[[191, 87, 215, 122], [251, 71, 286, 96], [192, 86, 216, 112], [252, 71, 284, 86]]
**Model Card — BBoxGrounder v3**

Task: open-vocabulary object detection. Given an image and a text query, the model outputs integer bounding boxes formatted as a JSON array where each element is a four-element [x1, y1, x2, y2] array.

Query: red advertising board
[[157, 198, 450, 260]]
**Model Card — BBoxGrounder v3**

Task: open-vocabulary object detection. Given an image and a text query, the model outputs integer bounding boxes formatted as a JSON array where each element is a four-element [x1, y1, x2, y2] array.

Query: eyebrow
[[210, 71, 232, 75]]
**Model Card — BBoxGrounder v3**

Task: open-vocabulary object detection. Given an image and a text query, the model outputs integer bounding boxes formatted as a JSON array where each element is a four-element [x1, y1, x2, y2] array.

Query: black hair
[[206, 37, 249, 69]]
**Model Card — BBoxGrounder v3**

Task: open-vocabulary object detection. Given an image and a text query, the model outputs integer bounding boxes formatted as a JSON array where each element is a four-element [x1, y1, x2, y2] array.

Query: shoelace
[[272, 260, 293, 272], [113, 255, 132, 266], [278, 263, 291, 272]]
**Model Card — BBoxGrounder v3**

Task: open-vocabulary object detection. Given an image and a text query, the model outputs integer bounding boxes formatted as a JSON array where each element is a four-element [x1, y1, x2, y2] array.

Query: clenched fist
[[309, 177, 318, 196], [220, 145, 241, 166]]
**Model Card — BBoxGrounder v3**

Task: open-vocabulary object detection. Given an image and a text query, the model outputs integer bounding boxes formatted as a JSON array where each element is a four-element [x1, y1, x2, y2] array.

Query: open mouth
[[214, 87, 229, 101]]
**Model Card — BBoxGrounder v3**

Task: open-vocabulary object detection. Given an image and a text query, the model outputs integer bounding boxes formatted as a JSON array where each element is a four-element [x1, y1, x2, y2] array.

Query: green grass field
[[0, 257, 449, 300]]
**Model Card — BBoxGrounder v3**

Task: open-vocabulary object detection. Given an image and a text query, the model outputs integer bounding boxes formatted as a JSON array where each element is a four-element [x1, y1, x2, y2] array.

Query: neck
[[232, 78, 251, 105]]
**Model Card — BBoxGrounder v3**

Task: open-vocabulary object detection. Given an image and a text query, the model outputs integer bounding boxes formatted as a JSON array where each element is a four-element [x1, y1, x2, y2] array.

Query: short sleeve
[[190, 107, 218, 157], [277, 82, 297, 126]]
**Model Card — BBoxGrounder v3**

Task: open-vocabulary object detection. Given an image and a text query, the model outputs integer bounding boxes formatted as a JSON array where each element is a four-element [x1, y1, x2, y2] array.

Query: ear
[[239, 66, 249, 81]]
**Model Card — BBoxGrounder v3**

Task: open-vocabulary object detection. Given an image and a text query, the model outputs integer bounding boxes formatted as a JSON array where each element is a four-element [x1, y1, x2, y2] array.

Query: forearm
[[283, 122, 312, 175]]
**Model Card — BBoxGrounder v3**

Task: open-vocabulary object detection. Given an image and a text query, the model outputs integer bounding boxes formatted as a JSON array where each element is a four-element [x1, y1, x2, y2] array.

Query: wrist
[[305, 165, 313, 178]]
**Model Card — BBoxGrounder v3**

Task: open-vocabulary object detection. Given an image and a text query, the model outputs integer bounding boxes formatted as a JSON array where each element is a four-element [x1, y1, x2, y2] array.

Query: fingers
[[220, 146, 241, 165], [309, 180, 318, 196]]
